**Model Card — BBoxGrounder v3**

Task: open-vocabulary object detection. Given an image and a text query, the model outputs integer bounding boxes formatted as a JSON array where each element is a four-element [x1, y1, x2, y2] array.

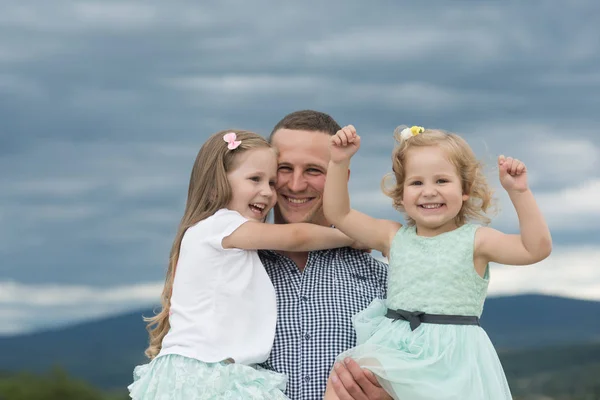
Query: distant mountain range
[[479, 294, 600, 349], [0, 294, 599, 391]]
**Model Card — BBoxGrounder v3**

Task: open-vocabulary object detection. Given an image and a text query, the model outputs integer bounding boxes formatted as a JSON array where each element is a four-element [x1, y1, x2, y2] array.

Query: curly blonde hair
[[382, 127, 495, 227]]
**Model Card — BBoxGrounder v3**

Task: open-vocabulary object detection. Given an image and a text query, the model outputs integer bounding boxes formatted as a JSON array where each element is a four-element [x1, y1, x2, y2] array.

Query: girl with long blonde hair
[[128, 130, 359, 399]]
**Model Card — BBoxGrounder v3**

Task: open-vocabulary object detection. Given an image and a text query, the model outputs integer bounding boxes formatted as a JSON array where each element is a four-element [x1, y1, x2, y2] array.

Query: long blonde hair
[[144, 129, 272, 359], [382, 127, 495, 227]]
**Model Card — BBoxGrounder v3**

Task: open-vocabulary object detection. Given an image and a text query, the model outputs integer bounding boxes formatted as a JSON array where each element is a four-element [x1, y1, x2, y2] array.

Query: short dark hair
[[270, 110, 341, 141]]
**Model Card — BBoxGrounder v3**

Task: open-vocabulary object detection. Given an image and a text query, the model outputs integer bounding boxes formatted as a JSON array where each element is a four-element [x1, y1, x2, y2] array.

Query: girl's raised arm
[[476, 156, 552, 266], [323, 125, 400, 256]]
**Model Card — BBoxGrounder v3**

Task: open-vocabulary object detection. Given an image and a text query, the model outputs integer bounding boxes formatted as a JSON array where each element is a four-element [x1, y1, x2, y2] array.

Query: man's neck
[[273, 210, 328, 272], [280, 251, 309, 272]]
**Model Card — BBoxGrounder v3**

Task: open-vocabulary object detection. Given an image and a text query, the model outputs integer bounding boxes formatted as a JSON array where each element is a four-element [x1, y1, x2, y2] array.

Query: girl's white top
[[158, 208, 277, 365]]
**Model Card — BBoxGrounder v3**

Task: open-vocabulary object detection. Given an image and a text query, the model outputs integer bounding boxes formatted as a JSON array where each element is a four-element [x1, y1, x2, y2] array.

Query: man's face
[[271, 129, 331, 226]]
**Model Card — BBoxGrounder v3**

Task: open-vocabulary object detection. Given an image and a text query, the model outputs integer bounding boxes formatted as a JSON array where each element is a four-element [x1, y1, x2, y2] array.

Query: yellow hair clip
[[400, 125, 425, 141]]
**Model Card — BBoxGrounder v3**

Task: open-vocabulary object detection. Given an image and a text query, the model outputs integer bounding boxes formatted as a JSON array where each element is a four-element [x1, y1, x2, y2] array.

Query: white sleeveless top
[[158, 209, 277, 365]]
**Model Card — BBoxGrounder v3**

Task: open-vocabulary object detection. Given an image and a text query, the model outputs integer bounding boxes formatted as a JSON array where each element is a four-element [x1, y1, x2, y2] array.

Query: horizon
[[1, 292, 597, 338]]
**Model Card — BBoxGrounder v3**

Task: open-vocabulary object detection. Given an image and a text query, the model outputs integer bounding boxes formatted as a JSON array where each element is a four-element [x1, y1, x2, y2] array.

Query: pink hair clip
[[223, 132, 242, 150]]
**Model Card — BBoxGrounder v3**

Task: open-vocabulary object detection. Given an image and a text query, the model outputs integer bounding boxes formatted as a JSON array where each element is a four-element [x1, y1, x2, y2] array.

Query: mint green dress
[[336, 224, 512, 399]]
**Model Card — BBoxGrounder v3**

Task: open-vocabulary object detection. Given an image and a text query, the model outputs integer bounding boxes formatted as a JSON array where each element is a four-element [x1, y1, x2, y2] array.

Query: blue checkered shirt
[[259, 248, 388, 400]]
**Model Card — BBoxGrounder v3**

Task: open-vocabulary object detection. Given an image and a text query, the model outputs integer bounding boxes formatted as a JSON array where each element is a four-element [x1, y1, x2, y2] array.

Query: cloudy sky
[[1, 1, 599, 335]]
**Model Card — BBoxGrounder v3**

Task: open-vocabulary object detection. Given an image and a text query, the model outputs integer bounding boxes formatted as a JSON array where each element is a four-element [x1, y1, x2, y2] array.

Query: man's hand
[[330, 358, 393, 400]]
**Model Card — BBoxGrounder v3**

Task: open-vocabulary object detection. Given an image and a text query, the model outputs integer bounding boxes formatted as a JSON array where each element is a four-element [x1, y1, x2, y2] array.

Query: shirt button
[[304, 375, 311, 383], [300, 296, 308, 302], [304, 333, 311, 340]]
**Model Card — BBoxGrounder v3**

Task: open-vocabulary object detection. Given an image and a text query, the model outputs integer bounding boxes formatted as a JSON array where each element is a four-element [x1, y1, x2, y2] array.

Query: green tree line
[[0, 367, 127, 400]]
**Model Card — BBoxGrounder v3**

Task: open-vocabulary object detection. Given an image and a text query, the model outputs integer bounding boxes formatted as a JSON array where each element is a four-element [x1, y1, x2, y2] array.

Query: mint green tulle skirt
[[128, 354, 288, 399], [336, 299, 512, 400]]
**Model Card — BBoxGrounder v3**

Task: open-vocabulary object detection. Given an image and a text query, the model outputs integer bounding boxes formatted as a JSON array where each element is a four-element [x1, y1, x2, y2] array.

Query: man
[[259, 110, 392, 400]]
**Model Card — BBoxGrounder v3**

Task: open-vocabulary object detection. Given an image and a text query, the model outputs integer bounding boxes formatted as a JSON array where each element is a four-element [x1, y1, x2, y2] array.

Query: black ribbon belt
[[385, 308, 480, 331]]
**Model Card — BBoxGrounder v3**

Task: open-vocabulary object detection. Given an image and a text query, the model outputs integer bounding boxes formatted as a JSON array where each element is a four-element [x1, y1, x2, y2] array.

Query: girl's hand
[[330, 125, 361, 163], [498, 155, 529, 193]]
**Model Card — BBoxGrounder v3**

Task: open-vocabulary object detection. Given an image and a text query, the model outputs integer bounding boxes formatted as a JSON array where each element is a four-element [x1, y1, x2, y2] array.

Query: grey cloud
[[1, 0, 599, 291], [2, 1, 599, 143]]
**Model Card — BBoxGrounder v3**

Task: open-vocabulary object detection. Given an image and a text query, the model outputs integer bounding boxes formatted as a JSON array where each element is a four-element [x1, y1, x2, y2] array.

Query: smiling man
[[272, 123, 331, 229], [258, 110, 391, 400]]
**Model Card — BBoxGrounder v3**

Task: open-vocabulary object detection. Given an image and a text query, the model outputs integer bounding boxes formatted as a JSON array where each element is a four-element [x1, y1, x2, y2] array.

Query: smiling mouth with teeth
[[288, 198, 309, 204], [250, 203, 266, 213], [282, 195, 311, 205], [419, 203, 444, 209]]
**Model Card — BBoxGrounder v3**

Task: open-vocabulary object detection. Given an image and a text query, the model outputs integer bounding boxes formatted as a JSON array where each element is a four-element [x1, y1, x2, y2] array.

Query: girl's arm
[[323, 125, 401, 256], [222, 221, 355, 251], [475, 156, 552, 266]]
